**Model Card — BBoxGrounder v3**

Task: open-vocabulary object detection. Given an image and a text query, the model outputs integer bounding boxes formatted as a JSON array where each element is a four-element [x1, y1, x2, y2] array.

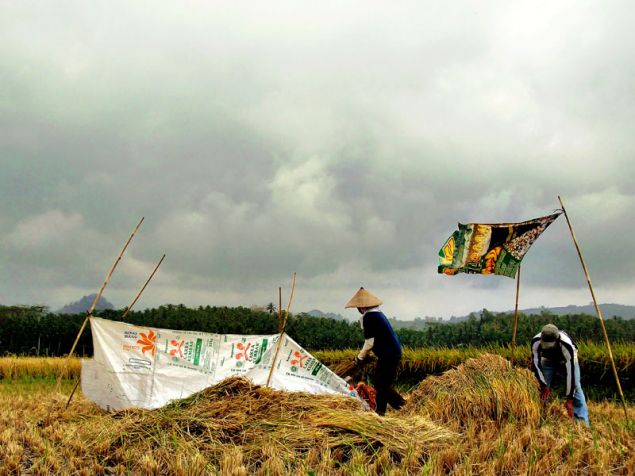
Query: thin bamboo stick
[[558, 195, 629, 421], [57, 217, 144, 390], [283, 272, 297, 329], [278, 287, 283, 333], [511, 265, 521, 365], [66, 252, 165, 410], [65, 378, 81, 410], [267, 272, 297, 387], [121, 254, 166, 320]]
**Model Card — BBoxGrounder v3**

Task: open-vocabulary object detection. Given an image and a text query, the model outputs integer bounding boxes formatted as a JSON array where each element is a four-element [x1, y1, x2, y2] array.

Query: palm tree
[[266, 302, 276, 314]]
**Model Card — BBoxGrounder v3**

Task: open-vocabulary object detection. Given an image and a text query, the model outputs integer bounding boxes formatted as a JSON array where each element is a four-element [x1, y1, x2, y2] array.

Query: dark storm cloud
[[1, 1, 634, 316]]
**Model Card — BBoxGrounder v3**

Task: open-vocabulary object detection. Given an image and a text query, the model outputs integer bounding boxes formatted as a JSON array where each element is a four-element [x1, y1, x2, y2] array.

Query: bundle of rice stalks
[[331, 354, 377, 379], [84, 377, 454, 473], [402, 353, 540, 428]]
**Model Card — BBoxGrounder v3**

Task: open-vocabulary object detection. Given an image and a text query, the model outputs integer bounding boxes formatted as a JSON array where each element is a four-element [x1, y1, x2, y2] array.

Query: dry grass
[[1, 355, 633, 475], [400, 353, 635, 475], [88, 377, 454, 473], [0, 377, 453, 475]]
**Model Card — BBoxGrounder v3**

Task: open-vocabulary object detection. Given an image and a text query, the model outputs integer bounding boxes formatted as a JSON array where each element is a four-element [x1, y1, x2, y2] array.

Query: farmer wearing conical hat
[[531, 324, 590, 426], [346, 287, 405, 415]]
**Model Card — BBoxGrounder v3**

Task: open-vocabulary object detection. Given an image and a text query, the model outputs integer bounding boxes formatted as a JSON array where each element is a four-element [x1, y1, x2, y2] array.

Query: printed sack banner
[[82, 317, 358, 411]]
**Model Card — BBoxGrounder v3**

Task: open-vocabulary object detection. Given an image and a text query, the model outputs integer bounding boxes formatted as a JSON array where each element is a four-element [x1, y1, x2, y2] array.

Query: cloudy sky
[[1, 1, 634, 319]]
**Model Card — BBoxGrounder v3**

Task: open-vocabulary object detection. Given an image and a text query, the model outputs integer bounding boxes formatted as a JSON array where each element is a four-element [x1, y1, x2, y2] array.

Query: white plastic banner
[[82, 317, 358, 410]]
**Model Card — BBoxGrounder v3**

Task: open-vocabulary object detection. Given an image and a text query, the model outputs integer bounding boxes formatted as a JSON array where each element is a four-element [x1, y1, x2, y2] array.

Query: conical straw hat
[[345, 287, 383, 308]]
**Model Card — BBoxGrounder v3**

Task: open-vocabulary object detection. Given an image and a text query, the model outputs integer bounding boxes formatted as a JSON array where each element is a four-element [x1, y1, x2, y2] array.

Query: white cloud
[[270, 158, 351, 230], [5, 210, 84, 249]]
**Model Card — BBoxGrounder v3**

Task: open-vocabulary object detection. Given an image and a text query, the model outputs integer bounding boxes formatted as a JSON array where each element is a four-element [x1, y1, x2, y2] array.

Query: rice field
[[0, 356, 81, 380], [1, 352, 634, 475], [3, 341, 633, 381], [316, 342, 635, 399], [315, 341, 635, 374]]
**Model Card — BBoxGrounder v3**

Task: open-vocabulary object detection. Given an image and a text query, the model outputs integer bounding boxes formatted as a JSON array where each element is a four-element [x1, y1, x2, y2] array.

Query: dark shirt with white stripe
[[530, 330, 578, 399]]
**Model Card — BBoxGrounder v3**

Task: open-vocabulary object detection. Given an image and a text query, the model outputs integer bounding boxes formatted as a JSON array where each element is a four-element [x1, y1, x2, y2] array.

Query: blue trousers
[[541, 358, 590, 426]]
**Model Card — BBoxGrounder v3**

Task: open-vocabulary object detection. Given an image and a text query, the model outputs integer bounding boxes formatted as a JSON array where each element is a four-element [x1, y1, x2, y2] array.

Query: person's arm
[[356, 313, 376, 362], [531, 337, 548, 388], [357, 338, 375, 360], [560, 341, 576, 400]]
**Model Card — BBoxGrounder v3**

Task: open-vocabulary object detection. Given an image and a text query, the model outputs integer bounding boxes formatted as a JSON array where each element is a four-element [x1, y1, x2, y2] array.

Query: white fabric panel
[[82, 360, 157, 410], [82, 317, 358, 410], [247, 334, 357, 396]]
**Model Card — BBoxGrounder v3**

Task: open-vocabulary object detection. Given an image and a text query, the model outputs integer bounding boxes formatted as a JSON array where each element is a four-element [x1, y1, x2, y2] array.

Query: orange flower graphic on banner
[[169, 339, 185, 358], [235, 342, 251, 361], [290, 351, 308, 368], [137, 330, 156, 356]]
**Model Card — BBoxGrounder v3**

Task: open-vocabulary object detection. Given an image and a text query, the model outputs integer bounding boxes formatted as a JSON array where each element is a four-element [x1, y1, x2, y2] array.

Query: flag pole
[[65, 252, 164, 410], [558, 196, 629, 420], [267, 272, 296, 387], [56, 217, 144, 391], [511, 264, 521, 365]]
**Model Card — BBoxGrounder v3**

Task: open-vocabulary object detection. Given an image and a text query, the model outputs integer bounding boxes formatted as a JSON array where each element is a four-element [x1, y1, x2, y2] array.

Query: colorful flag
[[438, 212, 562, 278]]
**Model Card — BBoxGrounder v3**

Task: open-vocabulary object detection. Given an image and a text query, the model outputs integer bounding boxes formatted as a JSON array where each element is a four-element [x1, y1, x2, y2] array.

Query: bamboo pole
[[266, 272, 297, 387], [511, 265, 521, 365], [283, 272, 297, 329], [65, 377, 81, 410], [66, 252, 164, 410], [558, 196, 629, 420], [121, 254, 166, 320], [57, 217, 144, 391], [278, 287, 283, 332]]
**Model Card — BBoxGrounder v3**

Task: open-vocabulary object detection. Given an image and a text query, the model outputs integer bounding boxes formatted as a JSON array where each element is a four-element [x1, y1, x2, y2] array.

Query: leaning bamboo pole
[[121, 254, 166, 320], [510, 265, 521, 365], [278, 287, 283, 332], [56, 217, 144, 391], [266, 272, 296, 387], [558, 195, 629, 421], [283, 273, 296, 330], [65, 252, 165, 410]]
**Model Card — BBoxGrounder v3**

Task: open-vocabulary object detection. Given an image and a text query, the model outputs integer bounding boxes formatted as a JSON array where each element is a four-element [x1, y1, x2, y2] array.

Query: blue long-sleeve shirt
[[361, 310, 402, 361]]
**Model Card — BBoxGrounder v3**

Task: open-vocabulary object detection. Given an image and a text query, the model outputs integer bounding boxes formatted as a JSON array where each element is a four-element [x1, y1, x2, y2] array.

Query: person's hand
[[564, 399, 574, 418], [540, 386, 551, 403], [354, 356, 365, 367]]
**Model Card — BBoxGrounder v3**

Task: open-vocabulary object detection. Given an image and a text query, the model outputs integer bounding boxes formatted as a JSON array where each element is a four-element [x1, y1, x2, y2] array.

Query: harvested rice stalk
[[403, 354, 541, 428], [332, 355, 377, 380], [84, 377, 454, 473]]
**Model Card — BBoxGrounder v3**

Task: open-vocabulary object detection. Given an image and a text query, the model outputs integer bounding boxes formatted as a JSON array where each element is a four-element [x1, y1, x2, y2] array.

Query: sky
[[1, 1, 634, 319]]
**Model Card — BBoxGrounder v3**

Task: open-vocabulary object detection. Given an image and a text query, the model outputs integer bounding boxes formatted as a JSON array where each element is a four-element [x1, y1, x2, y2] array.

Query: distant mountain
[[449, 303, 635, 323], [517, 303, 635, 320], [303, 309, 351, 321], [57, 294, 114, 314]]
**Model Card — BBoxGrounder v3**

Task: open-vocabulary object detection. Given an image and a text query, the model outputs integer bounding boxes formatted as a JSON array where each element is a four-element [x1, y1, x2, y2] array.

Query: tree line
[[1, 304, 633, 356]]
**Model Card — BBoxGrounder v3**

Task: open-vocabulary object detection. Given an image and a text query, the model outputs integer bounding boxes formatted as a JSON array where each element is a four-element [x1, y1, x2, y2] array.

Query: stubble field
[[0, 353, 633, 475]]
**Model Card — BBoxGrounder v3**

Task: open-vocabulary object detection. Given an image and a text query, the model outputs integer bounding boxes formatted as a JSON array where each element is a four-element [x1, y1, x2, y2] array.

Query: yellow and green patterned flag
[[438, 212, 562, 278]]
